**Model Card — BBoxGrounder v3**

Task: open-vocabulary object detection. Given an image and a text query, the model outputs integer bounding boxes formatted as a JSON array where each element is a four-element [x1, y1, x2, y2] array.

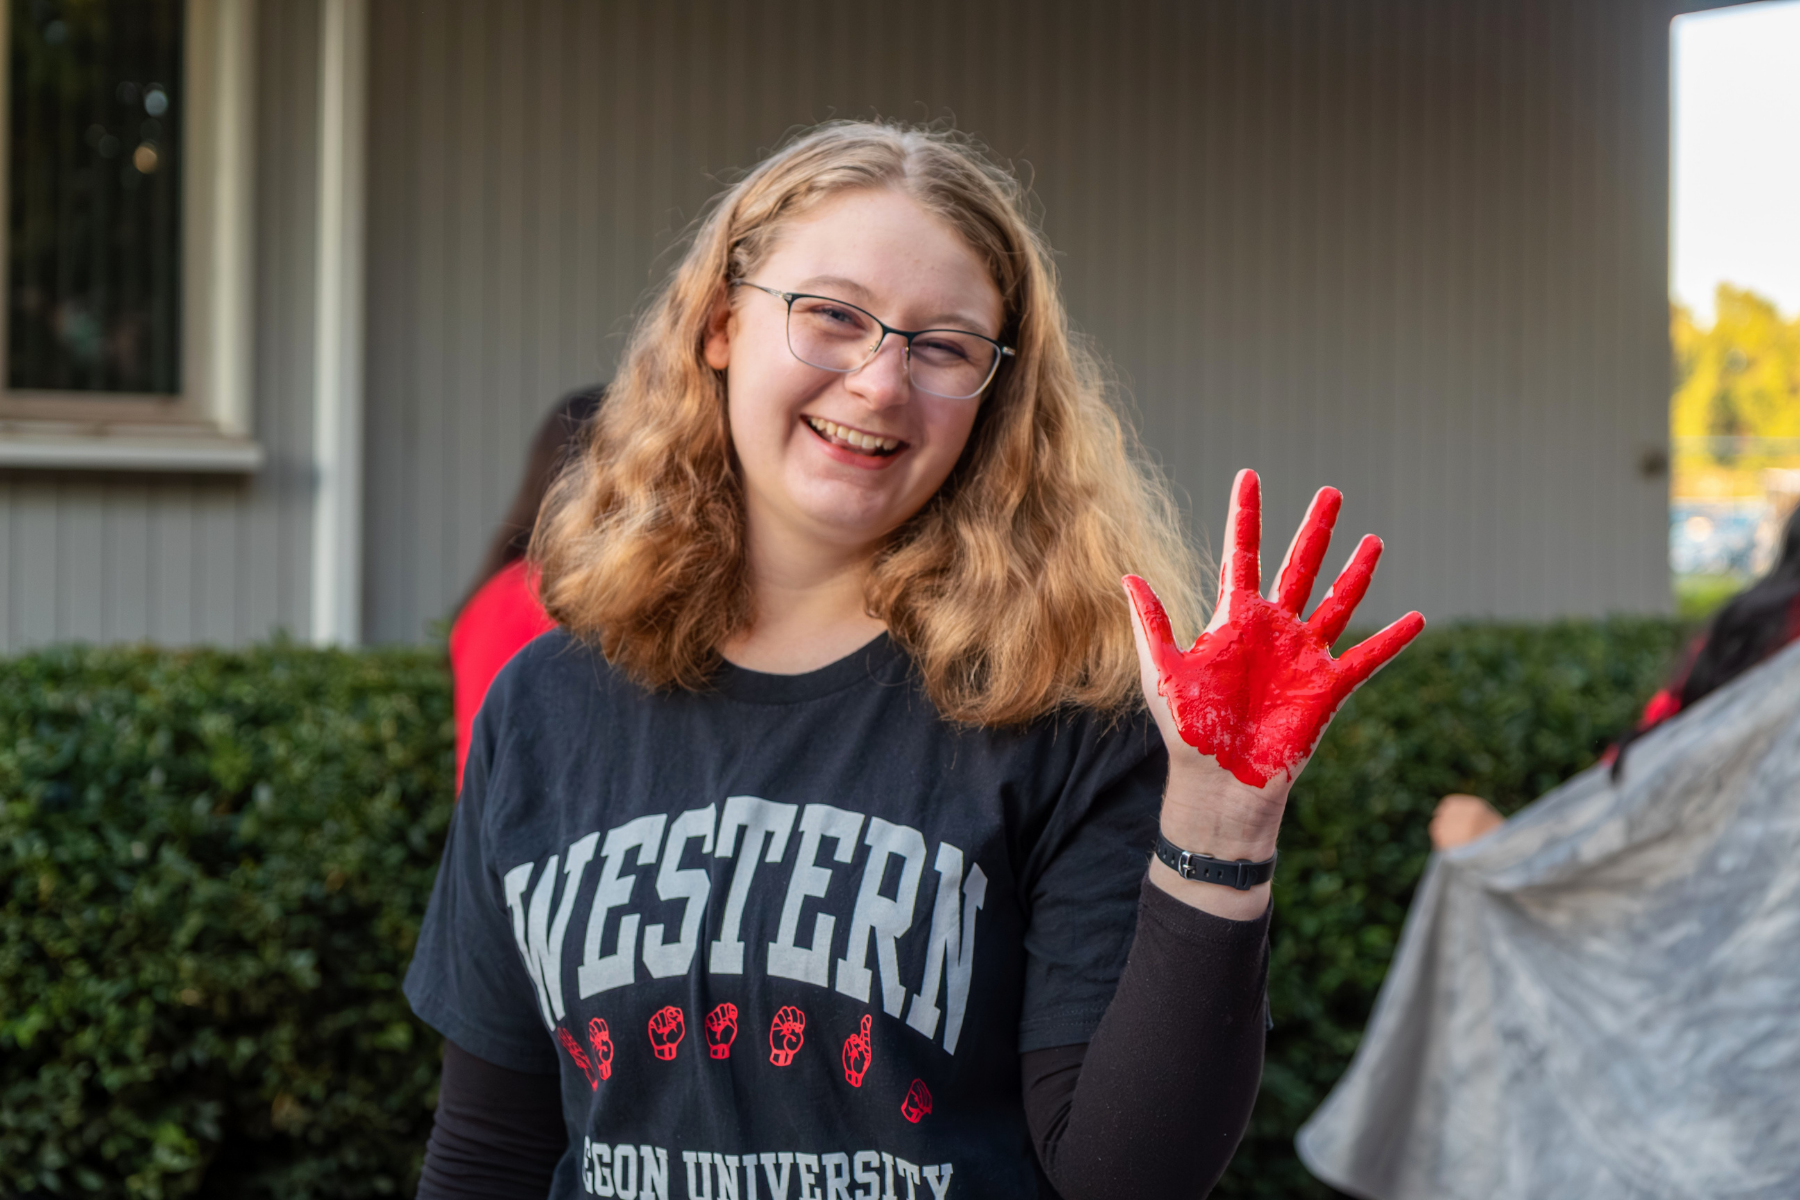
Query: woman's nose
[[845, 335, 912, 406]]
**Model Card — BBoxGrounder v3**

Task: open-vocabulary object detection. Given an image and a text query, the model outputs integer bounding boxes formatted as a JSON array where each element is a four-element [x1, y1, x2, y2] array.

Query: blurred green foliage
[[1675, 572, 1745, 621], [0, 622, 1688, 1197], [1218, 616, 1689, 1199], [0, 643, 454, 1199]]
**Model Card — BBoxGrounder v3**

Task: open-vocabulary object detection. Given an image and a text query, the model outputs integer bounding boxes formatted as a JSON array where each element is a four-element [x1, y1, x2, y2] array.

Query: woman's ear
[[702, 285, 733, 371]]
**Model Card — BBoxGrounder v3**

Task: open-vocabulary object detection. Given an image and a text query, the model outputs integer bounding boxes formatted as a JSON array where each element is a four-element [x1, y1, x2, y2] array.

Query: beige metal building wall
[[0, 0, 321, 650], [363, 0, 1678, 642]]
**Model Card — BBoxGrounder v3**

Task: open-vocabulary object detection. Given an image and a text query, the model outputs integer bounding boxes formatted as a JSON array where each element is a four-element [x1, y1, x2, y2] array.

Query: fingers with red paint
[[1216, 468, 1263, 617], [1307, 534, 1384, 645], [1126, 472, 1426, 790], [1273, 487, 1342, 616], [1337, 610, 1426, 689]]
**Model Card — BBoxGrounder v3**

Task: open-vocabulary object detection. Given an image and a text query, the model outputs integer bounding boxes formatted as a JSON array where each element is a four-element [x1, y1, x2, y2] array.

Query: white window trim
[[0, 0, 261, 472]]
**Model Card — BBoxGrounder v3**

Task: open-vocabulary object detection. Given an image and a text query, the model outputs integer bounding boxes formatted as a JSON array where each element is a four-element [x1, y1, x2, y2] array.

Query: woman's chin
[[780, 494, 917, 551]]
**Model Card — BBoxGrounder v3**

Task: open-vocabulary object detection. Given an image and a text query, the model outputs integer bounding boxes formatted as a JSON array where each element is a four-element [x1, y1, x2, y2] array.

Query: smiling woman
[[406, 122, 1424, 1200], [533, 124, 1204, 719]]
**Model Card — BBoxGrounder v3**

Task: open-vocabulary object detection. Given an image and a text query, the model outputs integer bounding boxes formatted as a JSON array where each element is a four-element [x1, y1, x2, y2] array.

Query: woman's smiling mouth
[[803, 415, 906, 457]]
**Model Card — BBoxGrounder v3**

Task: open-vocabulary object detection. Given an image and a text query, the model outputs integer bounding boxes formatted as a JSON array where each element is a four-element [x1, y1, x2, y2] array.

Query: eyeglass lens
[[785, 295, 999, 399]]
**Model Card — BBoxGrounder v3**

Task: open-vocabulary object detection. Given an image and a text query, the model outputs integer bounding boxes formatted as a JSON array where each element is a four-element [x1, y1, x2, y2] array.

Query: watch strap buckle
[[1156, 833, 1276, 891]]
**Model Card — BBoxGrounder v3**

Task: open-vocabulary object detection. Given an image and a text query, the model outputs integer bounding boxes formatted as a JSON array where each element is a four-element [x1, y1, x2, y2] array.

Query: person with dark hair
[[1430, 500, 1800, 851], [448, 386, 604, 791]]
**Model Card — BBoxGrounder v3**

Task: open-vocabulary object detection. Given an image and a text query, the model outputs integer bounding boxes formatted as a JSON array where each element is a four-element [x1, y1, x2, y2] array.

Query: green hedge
[[0, 620, 1689, 1198], [0, 644, 454, 1199]]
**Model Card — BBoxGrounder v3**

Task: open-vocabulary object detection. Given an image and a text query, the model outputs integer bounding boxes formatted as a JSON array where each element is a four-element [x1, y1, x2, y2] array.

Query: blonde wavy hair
[[533, 121, 1204, 726]]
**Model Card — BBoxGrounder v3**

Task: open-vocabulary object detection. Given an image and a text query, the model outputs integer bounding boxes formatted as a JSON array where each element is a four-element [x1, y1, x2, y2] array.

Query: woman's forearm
[[1027, 877, 1269, 1199], [418, 1041, 565, 1199]]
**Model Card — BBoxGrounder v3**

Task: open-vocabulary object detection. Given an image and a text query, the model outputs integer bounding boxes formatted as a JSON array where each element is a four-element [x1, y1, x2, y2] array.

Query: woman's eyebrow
[[795, 274, 874, 301]]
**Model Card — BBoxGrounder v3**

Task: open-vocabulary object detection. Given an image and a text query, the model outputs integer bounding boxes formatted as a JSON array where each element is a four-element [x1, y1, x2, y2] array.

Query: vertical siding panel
[[362, 0, 415, 642], [412, 0, 454, 636], [14, 486, 59, 645], [246, 0, 293, 640], [60, 483, 104, 640], [148, 487, 194, 644], [197, 486, 241, 641], [104, 484, 152, 642], [0, 482, 13, 644]]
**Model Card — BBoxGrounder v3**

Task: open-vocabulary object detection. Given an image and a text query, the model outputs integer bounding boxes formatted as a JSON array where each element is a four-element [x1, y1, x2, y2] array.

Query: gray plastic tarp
[[1296, 638, 1800, 1200]]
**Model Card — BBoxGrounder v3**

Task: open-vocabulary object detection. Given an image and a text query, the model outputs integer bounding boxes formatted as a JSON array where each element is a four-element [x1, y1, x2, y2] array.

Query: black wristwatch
[[1153, 832, 1277, 890]]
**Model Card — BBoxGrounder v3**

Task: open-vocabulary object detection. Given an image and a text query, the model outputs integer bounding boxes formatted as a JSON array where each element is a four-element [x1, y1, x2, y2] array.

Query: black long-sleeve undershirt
[[417, 1041, 565, 1199], [416, 875, 1269, 1199]]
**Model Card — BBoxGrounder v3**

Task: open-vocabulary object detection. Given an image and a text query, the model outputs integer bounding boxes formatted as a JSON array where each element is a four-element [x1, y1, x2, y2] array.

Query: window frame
[[0, 0, 258, 472]]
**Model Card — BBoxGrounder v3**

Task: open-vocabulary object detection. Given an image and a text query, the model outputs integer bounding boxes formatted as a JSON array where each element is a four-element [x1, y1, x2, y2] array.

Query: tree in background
[[1672, 284, 1800, 454]]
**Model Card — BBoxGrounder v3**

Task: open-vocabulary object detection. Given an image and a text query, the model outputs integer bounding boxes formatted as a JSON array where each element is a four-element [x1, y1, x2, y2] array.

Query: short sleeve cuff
[[404, 971, 561, 1077]]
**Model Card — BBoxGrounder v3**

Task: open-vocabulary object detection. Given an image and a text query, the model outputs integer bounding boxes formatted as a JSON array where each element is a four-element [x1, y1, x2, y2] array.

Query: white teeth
[[807, 417, 900, 453]]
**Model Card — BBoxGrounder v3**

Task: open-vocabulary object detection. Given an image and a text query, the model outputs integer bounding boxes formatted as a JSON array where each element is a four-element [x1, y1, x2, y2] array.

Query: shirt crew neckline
[[711, 632, 905, 704]]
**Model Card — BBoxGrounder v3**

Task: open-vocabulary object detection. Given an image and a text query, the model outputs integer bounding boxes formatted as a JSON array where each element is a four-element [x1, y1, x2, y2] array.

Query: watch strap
[[1153, 832, 1277, 890]]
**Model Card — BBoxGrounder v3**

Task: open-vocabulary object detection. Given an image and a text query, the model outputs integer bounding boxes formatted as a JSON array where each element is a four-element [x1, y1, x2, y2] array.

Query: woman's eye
[[805, 303, 865, 328], [915, 337, 973, 363]]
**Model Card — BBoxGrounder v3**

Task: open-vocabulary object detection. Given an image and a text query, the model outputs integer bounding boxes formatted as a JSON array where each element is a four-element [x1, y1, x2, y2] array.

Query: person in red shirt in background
[[1432, 501, 1800, 850], [449, 387, 605, 791]]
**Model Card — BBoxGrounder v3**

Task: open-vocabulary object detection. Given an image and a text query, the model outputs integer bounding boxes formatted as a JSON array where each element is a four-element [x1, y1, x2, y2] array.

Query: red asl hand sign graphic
[[647, 1006, 685, 1061], [842, 1014, 873, 1086], [705, 1002, 739, 1060], [901, 1078, 933, 1123], [769, 1006, 806, 1067], [1125, 470, 1424, 788], [558, 1025, 601, 1090], [587, 1017, 614, 1081]]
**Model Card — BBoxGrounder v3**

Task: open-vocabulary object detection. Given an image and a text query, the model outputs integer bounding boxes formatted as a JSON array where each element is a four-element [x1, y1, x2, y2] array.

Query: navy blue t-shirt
[[404, 629, 1165, 1199]]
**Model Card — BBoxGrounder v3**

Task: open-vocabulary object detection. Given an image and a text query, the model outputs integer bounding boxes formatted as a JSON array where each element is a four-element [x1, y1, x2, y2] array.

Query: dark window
[[7, 0, 182, 394]]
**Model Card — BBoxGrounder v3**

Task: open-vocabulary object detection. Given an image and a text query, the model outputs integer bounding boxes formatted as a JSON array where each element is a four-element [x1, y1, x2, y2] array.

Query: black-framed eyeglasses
[[733, 281, 1014, 401]]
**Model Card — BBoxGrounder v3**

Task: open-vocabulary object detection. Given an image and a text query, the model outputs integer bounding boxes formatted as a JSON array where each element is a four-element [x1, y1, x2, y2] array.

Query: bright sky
[[1672, 0, 1800, 323]]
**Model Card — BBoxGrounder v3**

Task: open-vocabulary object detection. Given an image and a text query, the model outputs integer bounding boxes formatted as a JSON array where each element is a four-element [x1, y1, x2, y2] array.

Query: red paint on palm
[[1125, 470, 1425, 788], [842, 1014, 873, 1086], [704, 1002, 739, 1059], [647, 1006, 685, 1061]]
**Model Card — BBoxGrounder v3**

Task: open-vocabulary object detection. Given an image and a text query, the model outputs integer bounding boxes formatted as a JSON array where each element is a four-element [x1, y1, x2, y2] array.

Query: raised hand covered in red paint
[[587, 1017, 614, 1081], [901, 1078, 933, 1123], [769, 1006, 806, 1067], [647, 1005, 685, 1061], [1125, 469, 1425, 790], [559, 1025, 601, 1089], [705, 1002, 739, 1060], [842, 1014, 873, 1086]]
